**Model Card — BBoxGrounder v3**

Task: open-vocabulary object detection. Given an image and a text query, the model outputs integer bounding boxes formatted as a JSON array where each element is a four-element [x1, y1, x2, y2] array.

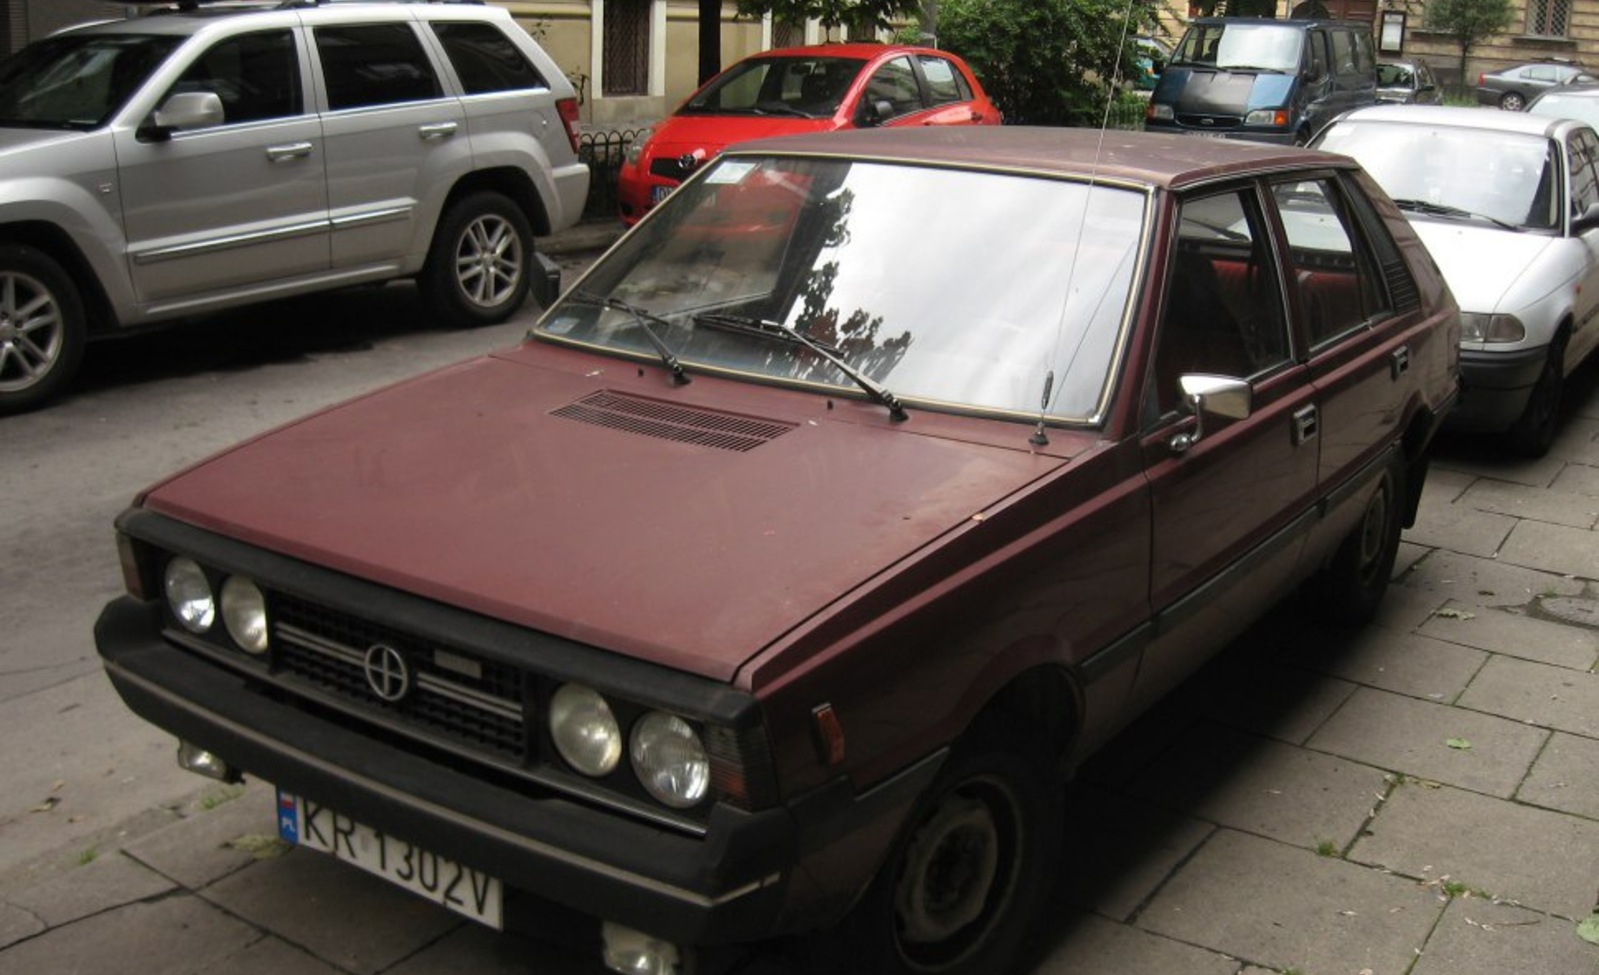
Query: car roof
[[1336, 103, 1576, 138], [65, 0, 507, 36], [742, 42, 946, 61], [725, 126, 1357, 192]]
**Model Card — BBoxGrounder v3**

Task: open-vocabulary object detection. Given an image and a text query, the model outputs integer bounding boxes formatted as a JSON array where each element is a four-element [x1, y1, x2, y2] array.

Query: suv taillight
[[556, 97, 581, 156]]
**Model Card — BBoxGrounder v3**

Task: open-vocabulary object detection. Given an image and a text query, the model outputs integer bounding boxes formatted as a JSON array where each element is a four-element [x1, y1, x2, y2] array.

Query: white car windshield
[[1317, 121, 1560, 231], [539, 155, 1147, 423]]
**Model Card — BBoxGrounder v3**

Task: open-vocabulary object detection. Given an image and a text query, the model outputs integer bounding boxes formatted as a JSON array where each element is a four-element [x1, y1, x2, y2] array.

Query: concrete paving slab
[[1351, 781, 1599, 919], [1416, 466, 1477, 505], [201, 848, 459, 975], [0, 902, 42, 952], [1457, 477, 1599, 529], [1433, 447, 1566, 488], [0, 896, 260, 975], [1411, 898, 1599, 975], [1520, 731, 1599, 820], [7, 850, 174, 928], [1139, 829, 1443, 975], [1418, 602, 1599, 671], [1370, 581, 1451, 634], [1498, 519, 1599, 581], [1057, 784, 1214, 922], [1307, 687, 1549, 798], [1192, 661, 1359, 746], [194, 935, 350, 975], [1551, 461, 1599, 498], [1404, 501, 1517, 558], [1289, 626, 1487, 703], [1127, 723, 1388, 853], [1393, 549, 1584, 610], [1547, 415, 1599, 464], [1030, 912, 1238, 975], [1395, 539, 1430, 577], [124, 783, 277, 890], [1457, 654, 1599, 738]]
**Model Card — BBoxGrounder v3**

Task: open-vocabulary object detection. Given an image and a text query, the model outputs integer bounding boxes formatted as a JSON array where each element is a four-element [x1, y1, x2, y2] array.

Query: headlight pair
[[163, 557, 269, 654], [549, 684, 709, 809]]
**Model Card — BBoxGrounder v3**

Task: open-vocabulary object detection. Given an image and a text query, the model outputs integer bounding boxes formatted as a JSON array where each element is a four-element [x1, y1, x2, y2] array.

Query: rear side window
[[432, 21, 549, 94], [315, 23, 441, 110], [1270, 178, 1385, 347]]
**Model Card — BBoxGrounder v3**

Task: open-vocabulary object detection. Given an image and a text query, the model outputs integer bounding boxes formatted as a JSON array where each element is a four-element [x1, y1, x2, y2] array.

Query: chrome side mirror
[[142, 91, 225, 141], [1170, 374, 1251, 454]]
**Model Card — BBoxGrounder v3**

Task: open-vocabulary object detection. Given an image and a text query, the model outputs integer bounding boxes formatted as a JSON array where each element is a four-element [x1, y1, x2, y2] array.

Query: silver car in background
[[0, 0, 589, 414]]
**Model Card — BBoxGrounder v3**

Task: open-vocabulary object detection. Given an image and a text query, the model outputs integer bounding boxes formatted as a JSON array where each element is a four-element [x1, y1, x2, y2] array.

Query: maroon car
[[97, 128, 1459, 975]]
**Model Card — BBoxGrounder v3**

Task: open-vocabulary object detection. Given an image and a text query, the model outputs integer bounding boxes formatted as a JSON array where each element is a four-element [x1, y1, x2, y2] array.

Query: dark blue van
[[1145, 18, 1377, 144]]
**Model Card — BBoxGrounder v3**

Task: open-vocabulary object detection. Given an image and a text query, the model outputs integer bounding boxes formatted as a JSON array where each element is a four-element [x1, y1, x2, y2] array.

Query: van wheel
[[1306, 453, 1403, 626], [421, 191, 533, 327], [0, 244, 85, 415], [1499, 91, 1526, 111], [830, 725, 1062, 975]]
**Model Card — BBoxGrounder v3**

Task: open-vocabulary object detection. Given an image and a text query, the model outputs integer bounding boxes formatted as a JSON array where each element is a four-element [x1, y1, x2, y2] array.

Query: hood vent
[[552, 390, 796, 452]]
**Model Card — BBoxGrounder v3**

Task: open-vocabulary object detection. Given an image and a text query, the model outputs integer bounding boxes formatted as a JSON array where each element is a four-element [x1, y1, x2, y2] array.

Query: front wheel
[[1500, 91, 1526, 111], [833, 729, 1063, 975], [1505, 333, 1565, 457], [0, 244, 86, 415], [1306, 454, 1403, 626], [420, 191, 535, 328]]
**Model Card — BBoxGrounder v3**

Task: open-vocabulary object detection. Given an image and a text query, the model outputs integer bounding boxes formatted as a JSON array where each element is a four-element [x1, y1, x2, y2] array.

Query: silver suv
[[0, 0, 589, 413]]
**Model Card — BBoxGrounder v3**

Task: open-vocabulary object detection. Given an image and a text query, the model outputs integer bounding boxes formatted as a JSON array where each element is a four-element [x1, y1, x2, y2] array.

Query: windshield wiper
[[567, 290, 690, 386], [693, 312, 908, 421], [751, 103, 813, 118], [1391, 198, 1523, 232]]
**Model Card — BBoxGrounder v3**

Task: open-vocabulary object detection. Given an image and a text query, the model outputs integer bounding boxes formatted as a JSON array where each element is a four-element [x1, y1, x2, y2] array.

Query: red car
[[99, 129, 1458, 975], [616, 43, 1000, 224]]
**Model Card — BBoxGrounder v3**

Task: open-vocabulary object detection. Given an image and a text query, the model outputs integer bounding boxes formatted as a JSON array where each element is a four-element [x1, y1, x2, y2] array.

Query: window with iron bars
[[1527, 0, 1571, 36], [603, 0, 650, 96]]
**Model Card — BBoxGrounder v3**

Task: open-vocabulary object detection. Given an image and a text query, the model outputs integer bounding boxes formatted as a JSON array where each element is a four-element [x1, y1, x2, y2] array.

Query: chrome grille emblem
[[363, 643, 411, 702]]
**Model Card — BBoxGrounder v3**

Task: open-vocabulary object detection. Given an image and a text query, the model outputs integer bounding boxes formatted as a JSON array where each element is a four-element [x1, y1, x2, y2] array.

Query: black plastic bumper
[[1446, 345, 1549, 433]]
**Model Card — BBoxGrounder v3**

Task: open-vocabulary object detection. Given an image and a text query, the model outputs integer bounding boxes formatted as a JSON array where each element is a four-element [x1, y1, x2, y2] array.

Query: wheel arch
[[0, 221, 117, 335], [441, 167, 552, 238], [966, 664, 1082, 772]]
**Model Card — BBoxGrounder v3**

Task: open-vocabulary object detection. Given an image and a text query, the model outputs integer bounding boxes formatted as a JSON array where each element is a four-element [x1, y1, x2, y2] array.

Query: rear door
[[309, 17, 470, 270]]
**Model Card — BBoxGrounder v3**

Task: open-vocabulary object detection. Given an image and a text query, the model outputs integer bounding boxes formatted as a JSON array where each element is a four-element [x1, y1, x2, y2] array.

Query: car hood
[[1405, 219, 1556, 314], [1159, 67, 1294, 115], [138, 346, 1068, 683], [648, 113, 840, 160]]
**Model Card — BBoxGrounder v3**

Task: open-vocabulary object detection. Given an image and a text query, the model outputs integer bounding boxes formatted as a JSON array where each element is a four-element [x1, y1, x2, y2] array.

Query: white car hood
[[1407, 220, 1556, 314]]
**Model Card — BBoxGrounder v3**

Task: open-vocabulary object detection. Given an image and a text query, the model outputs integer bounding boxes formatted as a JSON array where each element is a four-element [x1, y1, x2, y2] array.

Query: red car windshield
[[679, 56, 867, 119]]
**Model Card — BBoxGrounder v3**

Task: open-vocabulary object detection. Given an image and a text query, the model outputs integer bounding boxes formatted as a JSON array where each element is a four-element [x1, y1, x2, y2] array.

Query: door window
[[864, 56, 923, 119], [1270, 178, 1385, 347], [1567, 128, 1599, 218], [432, 22, 549, 95], [315, 23, 441, 110], [166, 30, 301, 124], [918, 55, 970, 105]]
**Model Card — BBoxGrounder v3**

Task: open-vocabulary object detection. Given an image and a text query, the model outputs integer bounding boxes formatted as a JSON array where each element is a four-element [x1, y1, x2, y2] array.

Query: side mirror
[[139, 91, 224, 141], [1573, 201, 1599, 236], [855, 98, 894, 128], [1170, 374, 1251, 454]]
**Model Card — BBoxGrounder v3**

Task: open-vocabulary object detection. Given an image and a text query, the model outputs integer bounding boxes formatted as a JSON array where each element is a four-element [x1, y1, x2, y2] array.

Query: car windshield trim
[[538, 155, 1149, 426]]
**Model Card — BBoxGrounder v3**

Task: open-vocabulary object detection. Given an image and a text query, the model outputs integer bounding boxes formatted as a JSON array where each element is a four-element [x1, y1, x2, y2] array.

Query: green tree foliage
[[1424, 0, 1514, 86], [734, 0, 920, 35], [936, 0, 1158, 125]]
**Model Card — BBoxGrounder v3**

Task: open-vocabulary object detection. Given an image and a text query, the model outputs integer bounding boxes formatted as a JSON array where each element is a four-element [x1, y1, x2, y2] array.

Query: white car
[[1314, 104, 1599, 455]]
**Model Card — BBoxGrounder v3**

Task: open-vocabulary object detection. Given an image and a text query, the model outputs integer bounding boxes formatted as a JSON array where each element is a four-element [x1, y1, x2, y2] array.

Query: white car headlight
[[220, 575, 269, 654], [631, 712, 709, 808], [164, 557, 214, 634], [1459, 312, 1526, 343], [550, 684, 622, 776], [624, 128, 652, 166]]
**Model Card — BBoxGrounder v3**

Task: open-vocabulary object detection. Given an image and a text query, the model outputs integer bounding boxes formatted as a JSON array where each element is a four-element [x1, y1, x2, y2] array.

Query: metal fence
[[579, 127, 645, 221]]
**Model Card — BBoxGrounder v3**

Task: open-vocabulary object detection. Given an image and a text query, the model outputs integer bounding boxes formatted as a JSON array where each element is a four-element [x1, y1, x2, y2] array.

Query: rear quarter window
[[315, 23, 442, 110], [431, 21, 549, 95]]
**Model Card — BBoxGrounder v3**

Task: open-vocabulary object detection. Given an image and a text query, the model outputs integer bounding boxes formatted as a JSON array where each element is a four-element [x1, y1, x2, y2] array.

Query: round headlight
[[164, 558, 214, 634], [550, 684, 622, 777], [631, 712, 709, 809], [220, 576, 269, 654]]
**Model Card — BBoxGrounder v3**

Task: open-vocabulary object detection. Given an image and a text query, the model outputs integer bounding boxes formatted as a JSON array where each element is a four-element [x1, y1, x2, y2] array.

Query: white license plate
[[650, 184, 674, 204], [276, 789, 503, 928], [1184, 130, 1228, 138]]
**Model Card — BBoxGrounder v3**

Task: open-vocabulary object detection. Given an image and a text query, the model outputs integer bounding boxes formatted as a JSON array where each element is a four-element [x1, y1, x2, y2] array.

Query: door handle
[[1292, 404, 1319, 446], [265, 142, 314, 162], [419, 122, 459, 140], [1390, 346, 1410, 379]]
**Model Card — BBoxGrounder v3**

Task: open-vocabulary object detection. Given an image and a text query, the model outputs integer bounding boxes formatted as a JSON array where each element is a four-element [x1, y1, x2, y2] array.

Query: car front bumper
[[96, 597, 941, 946], [1444, 344, 1550, 432]]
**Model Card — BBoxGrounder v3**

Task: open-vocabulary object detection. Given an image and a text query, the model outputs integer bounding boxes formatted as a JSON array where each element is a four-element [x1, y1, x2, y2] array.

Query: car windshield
[[1528, 92, 1599, 128], [538, 155, 1147, 423], [1316, 121, 1560, 231], [1173, 23, 1303, 72], [0, 32, 181, 130], [679, 56, 866, 118]]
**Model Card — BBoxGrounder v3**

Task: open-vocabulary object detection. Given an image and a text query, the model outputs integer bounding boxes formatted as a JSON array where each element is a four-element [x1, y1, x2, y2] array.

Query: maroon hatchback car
[[97, 128, 1458, 975]]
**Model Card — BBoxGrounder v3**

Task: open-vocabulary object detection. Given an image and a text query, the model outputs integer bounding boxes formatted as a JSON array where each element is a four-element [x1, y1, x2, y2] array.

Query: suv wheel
[[0, 245, 85, 414], [422, 191, 534, 327]]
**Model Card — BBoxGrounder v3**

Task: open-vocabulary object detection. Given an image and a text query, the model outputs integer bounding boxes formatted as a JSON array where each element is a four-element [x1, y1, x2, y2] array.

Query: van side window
[[1330, 31, 1356, 75], [1307, 30, 1328, 78], [1350, 30, 1375, 73]]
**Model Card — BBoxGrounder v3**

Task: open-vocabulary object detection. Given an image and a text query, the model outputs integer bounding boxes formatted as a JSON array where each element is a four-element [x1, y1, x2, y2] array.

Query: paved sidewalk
[[2, 346, 1596, 974]]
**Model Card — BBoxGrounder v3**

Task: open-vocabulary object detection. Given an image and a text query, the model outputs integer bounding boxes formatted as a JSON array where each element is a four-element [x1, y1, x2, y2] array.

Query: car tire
[[1307, 453, 1404, 627], [0, 244, 86, 415], [421, 191, 534, 328], [1500, 91, 1526, 111], [1505, 331, 1565, 457], [829, 722, 1063, 975]]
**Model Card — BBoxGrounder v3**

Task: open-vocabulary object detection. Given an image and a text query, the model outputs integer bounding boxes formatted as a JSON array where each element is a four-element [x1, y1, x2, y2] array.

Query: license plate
[[651, 184, 674, 204], [276, 789, 503, 928], [1184, 130, 1228, 138]]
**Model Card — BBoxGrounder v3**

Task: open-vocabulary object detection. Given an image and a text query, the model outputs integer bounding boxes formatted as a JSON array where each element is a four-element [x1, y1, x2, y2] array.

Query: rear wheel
[[1307, 453, 1403, 626], [1500, 91, 1526, 111], [420, 191, 534, 327], [834, 726, 1062, 975], [0, 244, 85, 415], [1505, 332, 1565, 457]]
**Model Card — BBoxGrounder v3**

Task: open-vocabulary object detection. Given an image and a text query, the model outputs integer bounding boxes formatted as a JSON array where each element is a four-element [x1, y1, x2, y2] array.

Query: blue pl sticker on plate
[[276, 789, 299, 844]]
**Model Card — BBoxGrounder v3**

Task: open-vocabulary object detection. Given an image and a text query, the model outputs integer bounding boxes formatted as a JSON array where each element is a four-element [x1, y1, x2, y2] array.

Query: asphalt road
[[0, 272, 587, 874]]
